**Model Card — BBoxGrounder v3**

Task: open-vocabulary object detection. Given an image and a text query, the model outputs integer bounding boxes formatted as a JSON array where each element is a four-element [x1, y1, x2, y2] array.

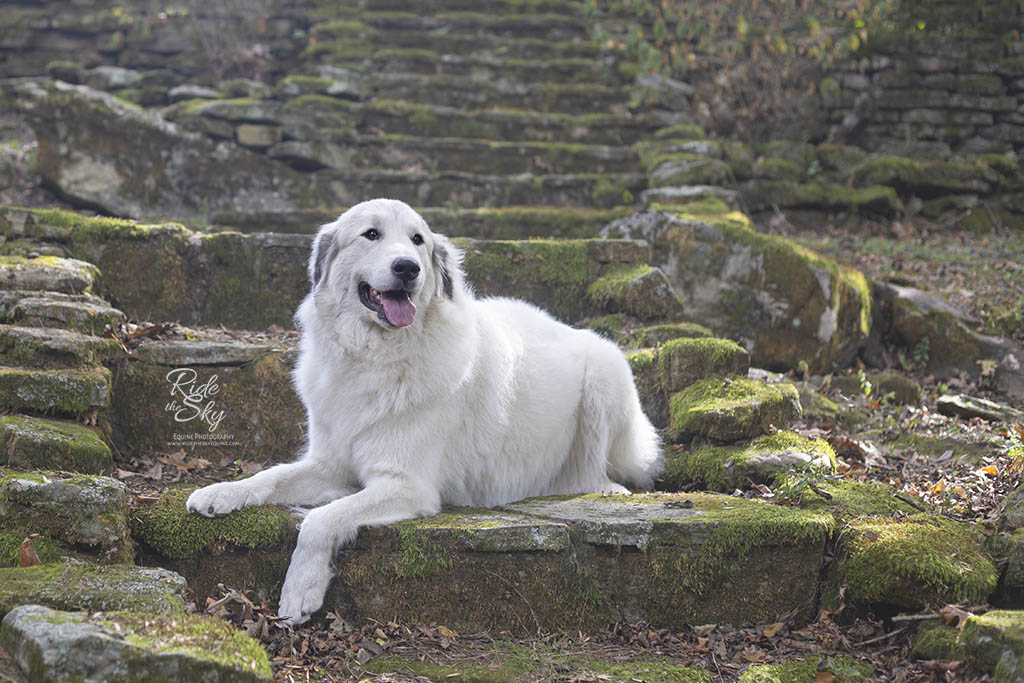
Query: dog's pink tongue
[[381, 292, 416, 327]]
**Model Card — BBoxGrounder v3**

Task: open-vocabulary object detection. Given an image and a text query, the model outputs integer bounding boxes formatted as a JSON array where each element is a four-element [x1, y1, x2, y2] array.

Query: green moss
[[962, 610, 1024, 677], [626, 322, 714, 348], [0, 366, 110, 415], [656, 337, 748, 392], [129, 486, 294, 559], [588, 659, 712, 682], [0, 563, 185, 617], [801, 479, 917, 523], [842, 514, 997, 608], [910, 624, 962, 660], [668, 377, 801, 442], [586, 263, 653, 307], [587, 313, 628, 342], [364, 655, 530, 682], [283, 93, 357, 113], [0, 532, 68, 567], [739, 655, 871, 681], [669, 494, 834, 595], [0, 415, 111, 474], [663, 430, 835, 492], [654, 124, 707, 140], [276, 74, 331, 93]]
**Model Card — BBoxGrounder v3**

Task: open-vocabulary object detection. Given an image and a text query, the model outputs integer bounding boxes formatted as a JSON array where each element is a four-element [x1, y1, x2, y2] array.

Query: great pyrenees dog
[[186, 198, 662, 624]]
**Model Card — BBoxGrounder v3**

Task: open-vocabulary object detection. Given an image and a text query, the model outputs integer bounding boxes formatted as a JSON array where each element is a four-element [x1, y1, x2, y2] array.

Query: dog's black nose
[[392, 257, 420, 283]]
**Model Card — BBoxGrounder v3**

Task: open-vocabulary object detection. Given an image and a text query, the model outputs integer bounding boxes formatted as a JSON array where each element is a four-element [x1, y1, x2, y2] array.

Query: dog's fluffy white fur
[[186, 198, 662, 623]]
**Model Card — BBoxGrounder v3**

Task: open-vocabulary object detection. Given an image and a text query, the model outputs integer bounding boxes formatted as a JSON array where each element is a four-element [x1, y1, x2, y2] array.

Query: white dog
[[186, 198, 662, 624]]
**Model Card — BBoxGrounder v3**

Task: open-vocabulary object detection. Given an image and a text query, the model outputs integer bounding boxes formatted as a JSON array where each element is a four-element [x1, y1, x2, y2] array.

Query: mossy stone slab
[[109, 350, 304, 463], [0, 563, 186, 618], [131, 486, 298, 605], [1, 469, 130, 563], [841, 514, 997, 610], [0, 365, 111, 416], [6, 292, 124, 335], [0, 255, 97, 295], [1, 605, 271, 682], [657, 337, 749, 394], [962, 610, 1024, 681], [668, 377, 802, 442], [586, 264, 684, 321], [662, 430, 835, 492], [0, 324, 123, 367], [0, 415, 111, 473]]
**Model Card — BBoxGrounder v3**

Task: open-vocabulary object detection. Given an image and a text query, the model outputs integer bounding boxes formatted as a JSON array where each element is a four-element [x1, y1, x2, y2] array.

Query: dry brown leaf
[[763, 621, 784, 638], [939, 604, 973, 630], [19, 536, 40, 567]]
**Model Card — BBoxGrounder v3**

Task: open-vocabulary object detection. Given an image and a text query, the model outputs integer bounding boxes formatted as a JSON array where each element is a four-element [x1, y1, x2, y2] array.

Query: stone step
[[0, 255, 98, 295], [0, 415, 112, 474], [363, 72, 634, 114], [0, 469, 130, 564], [1, 605, 271, 682], [270, 134, 640, 176], [0, 324, 123, 368], [363, 0, 582, 12], [175, 96, 660, 147], [360, 11, 590, 42], [209, 205, 631, 237], [318, 49, 628, 88], [315, 168, 645, 209], [0, 564, 186, 617], [310, 22, 607, 61], [0, 290, 125, 335], [0, 365, 111, 417], [668, 377, 803, 443], [133, 489, 833, 633]]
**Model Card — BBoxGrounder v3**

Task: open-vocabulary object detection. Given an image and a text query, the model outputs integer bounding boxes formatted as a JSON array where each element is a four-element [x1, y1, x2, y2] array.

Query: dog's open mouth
[[359, 282, 416, 328]]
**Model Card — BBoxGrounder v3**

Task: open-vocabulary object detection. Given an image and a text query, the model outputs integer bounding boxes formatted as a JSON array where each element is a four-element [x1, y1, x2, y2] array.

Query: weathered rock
[[0, 415, 111, 473], [1, 470, 130, 563], [131, 487, 298, 605], [668, 377, 802, 443], [0, 324, 123, 367], [586, 264, 685, 321], [937, 393, 1024, 423], [0, 605, 271, 682], [2, 291, 125, 335], [662, 430, 835, 492], [11, 80, 335, 226], [0, 563, 186, 618], [876, 282, 1024, 399], [649, 155, 732, 187], [0, 366, 111, 416], [0, 255, 97, 294], [842, 514, 997, 610], [909, 623, 963, 661], [331, 494, 832, 632], [131, 340, 276, 366], [110, 348, 304, 463], [640, 184, 741, 209], [602, 210, 871, 374], [962, 610, 1024, 681], [657, 337, 750, 394]]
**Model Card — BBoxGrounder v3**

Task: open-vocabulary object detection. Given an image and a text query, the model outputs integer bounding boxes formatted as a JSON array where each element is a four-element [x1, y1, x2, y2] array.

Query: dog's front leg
[[276, 473, 441, 624], [187, 460, 353, 517]]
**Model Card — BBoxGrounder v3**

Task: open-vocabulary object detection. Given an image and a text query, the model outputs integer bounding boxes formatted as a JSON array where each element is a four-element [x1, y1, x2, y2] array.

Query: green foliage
[[586, 0, 899, 138], [773, 460, 843, 504]]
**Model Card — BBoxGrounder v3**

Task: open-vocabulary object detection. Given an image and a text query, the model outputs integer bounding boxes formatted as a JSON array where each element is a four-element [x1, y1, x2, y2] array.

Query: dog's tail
[[607, 397, 663, 490], [580, 336, 663, 491]]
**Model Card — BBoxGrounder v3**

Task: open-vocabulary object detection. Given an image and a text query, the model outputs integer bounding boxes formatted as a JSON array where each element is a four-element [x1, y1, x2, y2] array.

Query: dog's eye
[[411, 234, 424, 246], [362, 229, 380, 241]]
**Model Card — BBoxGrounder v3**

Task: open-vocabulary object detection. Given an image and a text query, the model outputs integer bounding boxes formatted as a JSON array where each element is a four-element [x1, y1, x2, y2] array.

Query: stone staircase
[[1, 0, 1021, 678]]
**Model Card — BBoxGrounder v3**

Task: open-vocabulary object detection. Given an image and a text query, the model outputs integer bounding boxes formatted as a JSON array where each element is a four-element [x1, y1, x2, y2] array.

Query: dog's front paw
[[185, 482, 255, 518], [277, 553, 333, 625]]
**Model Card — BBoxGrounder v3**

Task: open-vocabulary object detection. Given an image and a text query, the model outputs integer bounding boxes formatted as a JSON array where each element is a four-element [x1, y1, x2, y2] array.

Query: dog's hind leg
[[186, 460, 354, 518], [277, 471, 441, 624]]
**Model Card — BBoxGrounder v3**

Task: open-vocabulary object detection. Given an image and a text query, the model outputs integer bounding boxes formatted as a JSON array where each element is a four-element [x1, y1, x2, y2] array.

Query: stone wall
[[822, 0, 1024, 157]]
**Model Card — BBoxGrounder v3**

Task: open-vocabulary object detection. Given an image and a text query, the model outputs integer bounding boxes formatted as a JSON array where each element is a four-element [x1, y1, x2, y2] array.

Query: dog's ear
[[309, 229, 337, 290], [432, 235, 462, 300]]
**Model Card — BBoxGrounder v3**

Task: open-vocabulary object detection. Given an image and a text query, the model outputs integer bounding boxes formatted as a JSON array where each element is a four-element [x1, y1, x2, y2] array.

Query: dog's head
[[306, 198, 460, 333]]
